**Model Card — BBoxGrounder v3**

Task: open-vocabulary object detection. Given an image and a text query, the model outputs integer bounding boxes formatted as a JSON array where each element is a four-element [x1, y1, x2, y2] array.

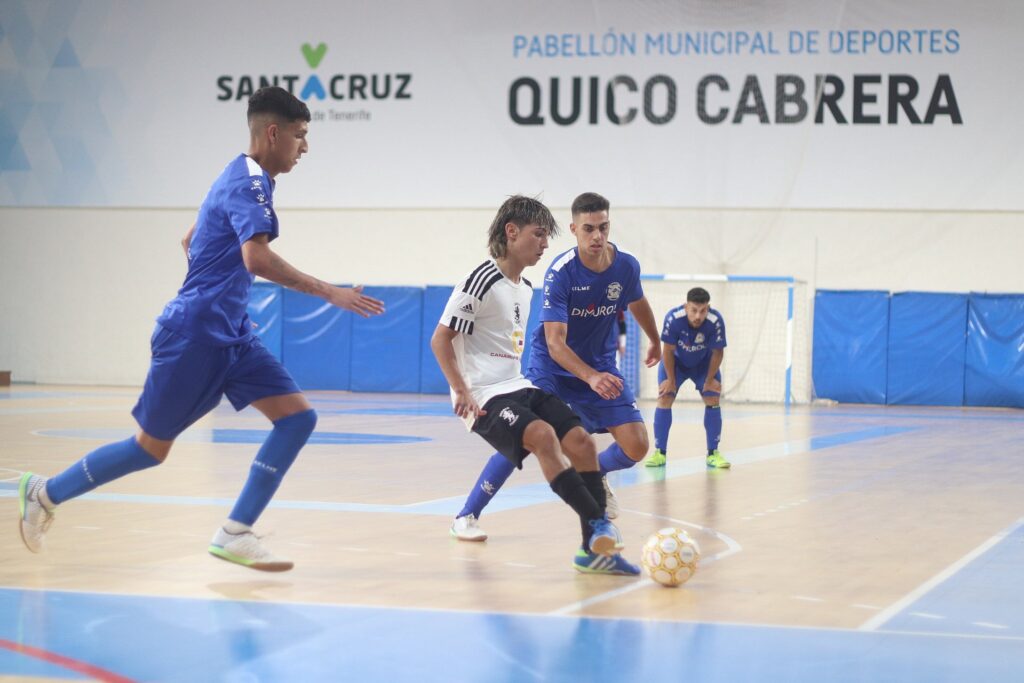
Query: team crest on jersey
[[606, 282, 623, 301], [510, 330, 525, 355], [499, 407, 519, 426], [513, 303, 521, 324], [695, 333, 705, 344]]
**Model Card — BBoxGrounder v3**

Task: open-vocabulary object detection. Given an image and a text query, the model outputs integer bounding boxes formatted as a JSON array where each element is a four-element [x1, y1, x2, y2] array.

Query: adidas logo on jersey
[[459, 303, 474, 314]]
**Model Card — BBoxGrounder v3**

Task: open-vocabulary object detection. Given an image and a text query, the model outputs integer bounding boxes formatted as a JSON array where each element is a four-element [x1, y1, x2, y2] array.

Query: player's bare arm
[[181, 222, 196, 257], [627, 296, 662, 368], [429, 324, 485, 419], [241, 234, 385, 317], [704, 348, 724, 396], [659, 341, 678, 397], [543, 321, 623, 400]]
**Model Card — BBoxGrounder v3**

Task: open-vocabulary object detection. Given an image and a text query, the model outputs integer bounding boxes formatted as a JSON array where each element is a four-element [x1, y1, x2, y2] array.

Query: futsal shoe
[[588, 516, 624, 556], [602, 476, 620, 519], [209, 527, 294, 572], [706, 450, 731, 469], [450, 514, 487, 542], [573, 549, 641, 576], [18, 473, 55, 553], [645, 449, 667, 467]]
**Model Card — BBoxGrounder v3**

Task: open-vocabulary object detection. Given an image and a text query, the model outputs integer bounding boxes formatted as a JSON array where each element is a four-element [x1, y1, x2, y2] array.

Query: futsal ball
[[641, 527, 700, 587]]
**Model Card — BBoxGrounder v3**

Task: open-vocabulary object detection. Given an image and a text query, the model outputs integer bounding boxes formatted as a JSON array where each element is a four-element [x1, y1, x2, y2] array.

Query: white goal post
[[623, 275, 811, 405]]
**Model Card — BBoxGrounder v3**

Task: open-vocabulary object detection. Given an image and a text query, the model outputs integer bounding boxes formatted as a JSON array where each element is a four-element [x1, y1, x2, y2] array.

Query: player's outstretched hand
[[588, 371, 623, 400], [644, 341, 662, 368], [329, 285, 386, 317]]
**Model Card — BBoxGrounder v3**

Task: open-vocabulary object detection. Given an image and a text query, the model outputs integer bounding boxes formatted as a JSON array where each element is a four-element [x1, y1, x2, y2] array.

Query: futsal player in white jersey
[[431, 195, 636, 573]]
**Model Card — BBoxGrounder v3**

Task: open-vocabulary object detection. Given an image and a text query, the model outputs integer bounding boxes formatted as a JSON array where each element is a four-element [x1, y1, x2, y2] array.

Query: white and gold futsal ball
[[641, 527, 700, 587]]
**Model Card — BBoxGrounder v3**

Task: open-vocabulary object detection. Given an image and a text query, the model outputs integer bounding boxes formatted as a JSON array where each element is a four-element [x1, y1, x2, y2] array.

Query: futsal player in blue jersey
[[450, 193, 662, 575], [645, 287, 730, 469], [17, 86, 384, 571]]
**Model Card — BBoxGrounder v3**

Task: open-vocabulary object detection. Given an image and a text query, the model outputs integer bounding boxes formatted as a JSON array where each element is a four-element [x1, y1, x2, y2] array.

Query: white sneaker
[[602, 476, 619, 519], [450, 514, 487, 542], [18, 473, 55, 553], [209, 527, 294, 572]]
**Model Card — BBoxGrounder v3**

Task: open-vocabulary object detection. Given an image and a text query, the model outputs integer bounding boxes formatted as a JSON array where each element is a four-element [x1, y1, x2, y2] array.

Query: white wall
[[1, 206, 1020, 385]]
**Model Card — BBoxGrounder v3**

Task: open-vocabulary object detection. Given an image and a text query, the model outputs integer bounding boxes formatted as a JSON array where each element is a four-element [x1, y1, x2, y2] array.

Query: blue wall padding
[[812, 290, 890, 404], [350, 286, 423, 392], [247, 282, 283, 359], [281, 288, 352, 390], [886, 292, 968, 406], [964, 293, 1024, 408], [420, 286, 453, 394]]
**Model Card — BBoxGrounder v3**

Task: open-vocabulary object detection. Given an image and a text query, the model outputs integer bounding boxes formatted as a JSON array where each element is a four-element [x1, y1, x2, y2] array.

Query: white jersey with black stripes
[[439, 259, 535, 408]]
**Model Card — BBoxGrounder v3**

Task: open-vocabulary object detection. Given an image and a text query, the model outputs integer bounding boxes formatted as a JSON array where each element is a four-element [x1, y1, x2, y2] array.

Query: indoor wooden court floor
[[1, 386, 1022, 682]]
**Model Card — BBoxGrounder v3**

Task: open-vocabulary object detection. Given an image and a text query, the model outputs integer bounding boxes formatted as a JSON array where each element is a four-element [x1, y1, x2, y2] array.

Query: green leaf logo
[[301, 42, 327, 68]]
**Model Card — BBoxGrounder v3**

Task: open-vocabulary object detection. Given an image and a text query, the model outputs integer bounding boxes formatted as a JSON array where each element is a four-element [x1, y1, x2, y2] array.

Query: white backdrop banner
[[0, 0, 1020, 209]]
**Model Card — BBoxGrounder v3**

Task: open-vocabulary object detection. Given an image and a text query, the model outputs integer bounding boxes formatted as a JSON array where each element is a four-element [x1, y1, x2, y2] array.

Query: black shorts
[[472, 388, 583, 468]]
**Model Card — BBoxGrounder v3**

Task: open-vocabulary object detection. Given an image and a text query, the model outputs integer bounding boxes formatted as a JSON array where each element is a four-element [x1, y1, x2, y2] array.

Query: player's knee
[[623, 434, 649, 461], [277, 408, 317, 438], [523, 420, 558, 459], [656, 396, 675, 409], [561, 426, 596, 460], [703, 396, 720, 407]]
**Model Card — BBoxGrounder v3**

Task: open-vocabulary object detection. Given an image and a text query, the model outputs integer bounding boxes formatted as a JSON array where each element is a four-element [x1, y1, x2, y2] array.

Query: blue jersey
[[157, 154, 279, 346], [661, 305, 727, 369], [528, 245, 643, 378]]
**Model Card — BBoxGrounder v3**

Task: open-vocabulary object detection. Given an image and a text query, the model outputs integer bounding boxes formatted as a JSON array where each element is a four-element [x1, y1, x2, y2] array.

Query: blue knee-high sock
[[229, 409, 316, 526], [705, 405, 722, 453], [654, 407, 672, 453], [458, 452, 515, 519], [45, 436, 160, 505], [598, 442, 636, 474]]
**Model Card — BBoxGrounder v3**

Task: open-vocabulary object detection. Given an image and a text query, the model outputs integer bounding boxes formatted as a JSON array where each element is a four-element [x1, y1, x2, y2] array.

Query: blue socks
[[654, 407, 672, 453], [458, 452, 515, 519], [705, 405, 722, 452], [598, 442, 636, 473], [46, 436, 160, 505], [229, 409, 317, 525]]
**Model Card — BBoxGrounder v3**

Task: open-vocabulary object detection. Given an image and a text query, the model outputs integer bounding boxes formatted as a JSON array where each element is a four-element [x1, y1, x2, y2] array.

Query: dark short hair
[[687, 287, 711, 304], [487, 195, 559, 259], [247, 86, 311, 123], [571, 192, 610, 217]]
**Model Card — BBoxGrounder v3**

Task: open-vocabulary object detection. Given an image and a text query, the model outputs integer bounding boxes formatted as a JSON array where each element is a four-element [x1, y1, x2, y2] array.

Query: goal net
[[623, 275, 811, 404]]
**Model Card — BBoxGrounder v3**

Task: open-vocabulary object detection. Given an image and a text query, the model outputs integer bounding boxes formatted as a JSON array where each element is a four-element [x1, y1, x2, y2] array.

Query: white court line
[[548, 510, 741, 616], [859, 516, 1024, 631]]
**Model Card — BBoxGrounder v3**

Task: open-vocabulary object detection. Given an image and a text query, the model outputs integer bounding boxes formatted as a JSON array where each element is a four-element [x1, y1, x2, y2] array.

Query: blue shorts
[[131, 325, 301, 440], [526, 368, 642, 435], [658, 359, 722, 396]]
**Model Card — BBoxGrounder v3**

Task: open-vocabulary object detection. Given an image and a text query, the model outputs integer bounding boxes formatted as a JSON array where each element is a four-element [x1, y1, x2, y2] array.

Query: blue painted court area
[[878, 519, 1024, 638], [0, 588, 1019, 683], [35, 428, 430, 446]]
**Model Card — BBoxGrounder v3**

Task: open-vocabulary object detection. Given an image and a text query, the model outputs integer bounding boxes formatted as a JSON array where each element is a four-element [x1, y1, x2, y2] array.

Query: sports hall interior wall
[[1, 205, 1020, 405]]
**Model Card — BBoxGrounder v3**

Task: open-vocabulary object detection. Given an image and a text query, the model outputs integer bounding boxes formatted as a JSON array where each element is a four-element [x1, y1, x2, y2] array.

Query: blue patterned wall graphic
[[0, 0, 121, 205]]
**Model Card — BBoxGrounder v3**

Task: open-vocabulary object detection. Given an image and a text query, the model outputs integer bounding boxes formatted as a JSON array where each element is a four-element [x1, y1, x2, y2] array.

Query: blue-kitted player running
[[645, 287, 730, 469], [449, 193, 662, 576], [17, 86, 385, 571]]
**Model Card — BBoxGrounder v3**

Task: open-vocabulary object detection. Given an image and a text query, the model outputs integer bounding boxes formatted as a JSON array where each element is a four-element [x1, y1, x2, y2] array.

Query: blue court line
[[0, 587, 1020, 683], [0, 391, 136, 400], [0, 426, 914, 516], [34, 428, 429, 446], [809, 409, 1024, 423]]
